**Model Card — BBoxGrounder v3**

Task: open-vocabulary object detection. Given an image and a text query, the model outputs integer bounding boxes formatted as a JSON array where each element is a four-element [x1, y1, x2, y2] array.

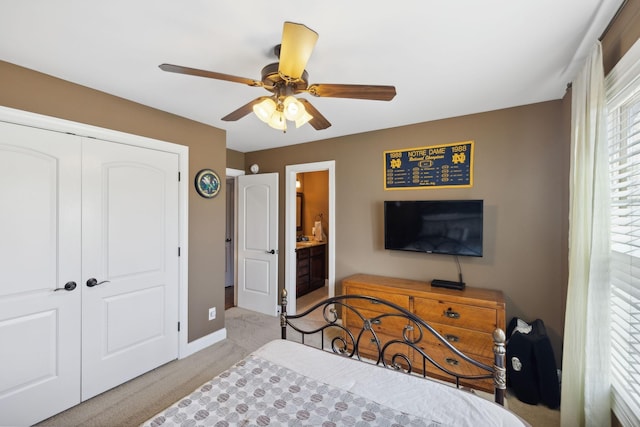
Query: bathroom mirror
[[296, 193, 303, 232]]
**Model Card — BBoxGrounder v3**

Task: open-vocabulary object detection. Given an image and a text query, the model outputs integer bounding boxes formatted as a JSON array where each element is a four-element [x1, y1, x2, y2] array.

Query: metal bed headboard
[[280, 289, 506, 405]]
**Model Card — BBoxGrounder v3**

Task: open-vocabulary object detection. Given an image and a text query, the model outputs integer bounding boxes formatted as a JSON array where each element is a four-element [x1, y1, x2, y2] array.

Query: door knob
[[86, 277, 110, 287], [54, 281, 77, 292], [225, 238, 232, 242], [266, 249, 276, 254]]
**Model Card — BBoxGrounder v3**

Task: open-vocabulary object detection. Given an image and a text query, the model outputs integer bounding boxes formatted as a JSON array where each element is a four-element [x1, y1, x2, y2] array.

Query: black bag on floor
[[506, 317, 560, 409]]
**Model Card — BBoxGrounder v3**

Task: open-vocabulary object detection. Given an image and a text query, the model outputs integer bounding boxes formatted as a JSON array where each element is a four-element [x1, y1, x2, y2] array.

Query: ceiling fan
[[159, 21, 396, 131]]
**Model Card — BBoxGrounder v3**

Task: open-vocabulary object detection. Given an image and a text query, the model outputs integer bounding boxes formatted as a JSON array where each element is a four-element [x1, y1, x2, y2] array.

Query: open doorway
[[225, 168, 244, 310], [285, 161, 335, 315]]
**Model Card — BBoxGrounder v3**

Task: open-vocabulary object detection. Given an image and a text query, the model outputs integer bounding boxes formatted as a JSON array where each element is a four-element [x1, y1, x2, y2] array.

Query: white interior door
[[225, 178, 235, 288], [81, 139, 180, 400], [237, 173, 279, 316], [0, 122, 82, 426]]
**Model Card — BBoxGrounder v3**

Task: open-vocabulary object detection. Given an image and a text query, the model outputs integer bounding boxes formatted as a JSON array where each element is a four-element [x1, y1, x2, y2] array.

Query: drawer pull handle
[[444, 309, 460, 319], [445, 334, 459, 343], [445, 357, 460, 366]]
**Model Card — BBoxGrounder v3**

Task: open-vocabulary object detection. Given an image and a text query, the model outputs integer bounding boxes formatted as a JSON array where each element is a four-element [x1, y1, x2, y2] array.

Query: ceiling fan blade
[[297, 98, 331, 130], [278, 22, 319, 81], [221, 97, 270, 121], [307, 83, 396, 101], [159, 63, 263, 87]]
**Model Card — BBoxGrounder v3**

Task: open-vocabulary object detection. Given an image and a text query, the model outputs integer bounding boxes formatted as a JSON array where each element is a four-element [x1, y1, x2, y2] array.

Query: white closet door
[[80, 139, 180, 400], [0, 122, 82, 426]]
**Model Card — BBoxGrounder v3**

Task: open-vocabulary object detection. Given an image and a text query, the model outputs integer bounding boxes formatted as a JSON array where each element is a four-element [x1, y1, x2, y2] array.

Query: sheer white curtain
[[561, 41, 611, 427]]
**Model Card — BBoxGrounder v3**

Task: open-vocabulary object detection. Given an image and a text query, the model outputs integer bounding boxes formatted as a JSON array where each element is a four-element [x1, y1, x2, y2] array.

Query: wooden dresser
[[342, 273, 505, 392]]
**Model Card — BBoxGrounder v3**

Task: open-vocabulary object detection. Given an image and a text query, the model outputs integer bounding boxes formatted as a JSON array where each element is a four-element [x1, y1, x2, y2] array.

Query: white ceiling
[[0, 0, 624, 153]]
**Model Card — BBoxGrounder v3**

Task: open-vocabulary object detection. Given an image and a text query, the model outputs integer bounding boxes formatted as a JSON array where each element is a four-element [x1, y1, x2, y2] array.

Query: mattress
[[142, 339, 528, 426]]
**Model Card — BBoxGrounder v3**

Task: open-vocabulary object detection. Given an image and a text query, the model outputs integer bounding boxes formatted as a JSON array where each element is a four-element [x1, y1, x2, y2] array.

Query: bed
[[142, 291, 529, 426]]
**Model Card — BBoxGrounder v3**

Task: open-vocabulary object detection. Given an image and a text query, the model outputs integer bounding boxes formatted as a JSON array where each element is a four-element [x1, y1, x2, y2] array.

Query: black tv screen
[[384, 200, 483, 257]]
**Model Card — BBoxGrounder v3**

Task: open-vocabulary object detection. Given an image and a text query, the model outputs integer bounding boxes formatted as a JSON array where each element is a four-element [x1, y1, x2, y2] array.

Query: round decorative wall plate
[[195, 169, 221, 198]]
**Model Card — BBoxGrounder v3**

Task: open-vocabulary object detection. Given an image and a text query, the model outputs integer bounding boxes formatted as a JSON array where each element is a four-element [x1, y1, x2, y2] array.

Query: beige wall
[[227, 149, 245, 171], [602, 0, 640, 75], [246, 100, 568, 360], [0, 61, 227, 342]]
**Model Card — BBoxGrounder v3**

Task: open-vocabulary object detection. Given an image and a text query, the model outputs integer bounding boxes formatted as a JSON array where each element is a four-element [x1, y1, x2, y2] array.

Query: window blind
[[607, 49, 640, 425]]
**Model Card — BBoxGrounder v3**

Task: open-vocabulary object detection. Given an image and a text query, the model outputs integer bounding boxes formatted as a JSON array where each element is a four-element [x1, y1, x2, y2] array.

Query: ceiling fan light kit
[[253, 98, 276, 122], [160, 21, 396, 133], [283, 96, 305, 121], [252, 94, 310, 132], [295, 111, 314, 129], [268, 109, 287, 131]]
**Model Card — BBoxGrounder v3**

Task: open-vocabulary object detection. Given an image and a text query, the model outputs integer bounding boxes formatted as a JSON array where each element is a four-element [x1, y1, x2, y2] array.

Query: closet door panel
[[81, 139, 180, 400], [0, 122, 82, 426]]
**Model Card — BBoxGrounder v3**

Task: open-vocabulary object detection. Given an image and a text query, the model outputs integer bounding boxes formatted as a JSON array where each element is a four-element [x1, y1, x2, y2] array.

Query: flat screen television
[[384, 200, 483, 257]]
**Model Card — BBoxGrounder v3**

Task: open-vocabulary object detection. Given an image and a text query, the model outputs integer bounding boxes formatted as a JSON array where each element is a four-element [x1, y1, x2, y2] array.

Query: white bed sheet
[[254, 340, 529, 427]]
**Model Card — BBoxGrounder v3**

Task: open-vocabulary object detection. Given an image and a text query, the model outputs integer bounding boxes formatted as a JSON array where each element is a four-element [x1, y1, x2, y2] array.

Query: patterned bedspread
[[142, 354, 440, 427]]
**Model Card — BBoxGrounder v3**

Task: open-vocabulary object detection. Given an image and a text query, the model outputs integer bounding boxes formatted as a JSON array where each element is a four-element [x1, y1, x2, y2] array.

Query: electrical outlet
[[208, 307, 216, 320]]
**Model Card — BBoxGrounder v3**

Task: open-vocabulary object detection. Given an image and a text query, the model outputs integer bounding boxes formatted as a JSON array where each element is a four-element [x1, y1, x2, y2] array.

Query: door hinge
[[178, 171, 181, 181], [178, 247, 181, 256], [178, 321, 181, 332]]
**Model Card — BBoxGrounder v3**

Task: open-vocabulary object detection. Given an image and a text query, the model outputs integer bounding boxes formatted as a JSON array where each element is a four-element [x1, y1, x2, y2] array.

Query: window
[[607, 40, 640, 426]]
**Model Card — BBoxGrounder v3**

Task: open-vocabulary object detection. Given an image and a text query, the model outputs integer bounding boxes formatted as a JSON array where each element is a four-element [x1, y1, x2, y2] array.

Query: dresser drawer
[[344, 306, 413, 336], [414, 297, 497, 333], [418, 323, 493, 357], [343, 285, 410, 311], [413, 343, 494, 392]]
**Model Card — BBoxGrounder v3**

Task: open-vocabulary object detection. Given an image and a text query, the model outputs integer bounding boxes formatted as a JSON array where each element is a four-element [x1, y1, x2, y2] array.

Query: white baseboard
[[180, 327, 227, 359]]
